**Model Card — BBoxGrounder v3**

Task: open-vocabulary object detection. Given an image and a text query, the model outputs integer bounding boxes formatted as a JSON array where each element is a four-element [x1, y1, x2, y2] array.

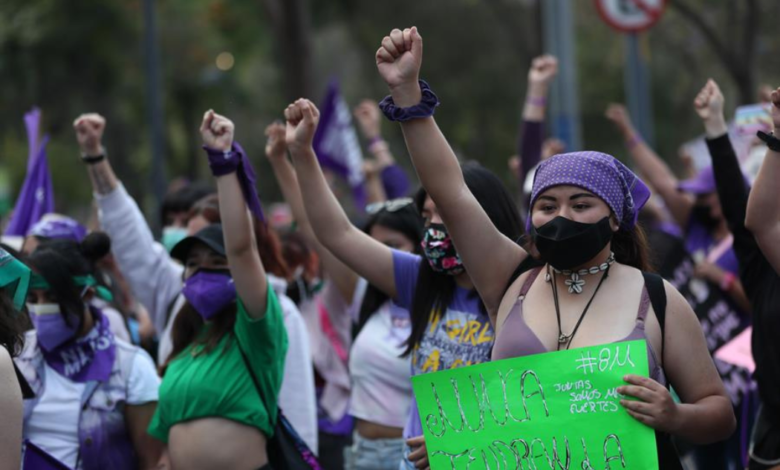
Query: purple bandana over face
[[527, 151, 651, 232], [41, 307, 116, 383], [182, 269, 236, 320]]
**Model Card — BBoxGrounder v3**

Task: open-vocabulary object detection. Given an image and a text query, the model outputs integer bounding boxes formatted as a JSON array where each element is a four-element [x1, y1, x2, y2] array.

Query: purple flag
[[312, 80, 367, 208], [4, 108, 54, 237]]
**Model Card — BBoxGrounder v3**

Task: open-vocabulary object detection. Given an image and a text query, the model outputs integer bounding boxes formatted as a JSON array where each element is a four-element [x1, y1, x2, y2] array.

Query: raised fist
[[605, 104, 634, 133], [769, 87, 780, 131], [376, 27, 423, 91], [528, 55, 558, 87], [200, 110, 234, 152], [693, 79, 725, 122], [73, 113, 106, 156], [353, 100, 382, 140], [264, 122, 287, 161], [284, 99, 320, 151]]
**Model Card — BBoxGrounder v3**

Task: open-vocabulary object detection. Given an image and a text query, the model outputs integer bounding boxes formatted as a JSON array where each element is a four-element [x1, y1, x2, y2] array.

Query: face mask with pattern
[[420, 223, 464, 276]]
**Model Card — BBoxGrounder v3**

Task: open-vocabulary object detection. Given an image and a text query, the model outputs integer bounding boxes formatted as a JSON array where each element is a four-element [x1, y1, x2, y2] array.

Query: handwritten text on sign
[[411, 340, 658, 469]]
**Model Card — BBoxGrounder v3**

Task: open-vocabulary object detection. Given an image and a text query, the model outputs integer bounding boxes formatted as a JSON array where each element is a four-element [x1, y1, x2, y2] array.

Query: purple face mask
[[27, 303, 81, 351], [182, 269, 236, 320]]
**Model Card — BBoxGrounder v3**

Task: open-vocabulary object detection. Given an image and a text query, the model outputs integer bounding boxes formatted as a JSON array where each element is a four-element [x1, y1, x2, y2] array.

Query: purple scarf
[[527, 151, 651, 232], [41, 307, 116, 383]]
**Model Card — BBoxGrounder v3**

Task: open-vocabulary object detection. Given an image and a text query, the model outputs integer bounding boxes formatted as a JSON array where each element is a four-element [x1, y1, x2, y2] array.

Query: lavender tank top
[[493, 267, 666, 385]]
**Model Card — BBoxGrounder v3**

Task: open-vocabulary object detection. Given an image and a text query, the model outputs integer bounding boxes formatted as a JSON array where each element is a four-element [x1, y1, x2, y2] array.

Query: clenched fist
[[353, 100, 382, 140], [73, 113, 106, 156], [693, 79, 725, 122], [200, 110, 234, 152], [376, 27, 423, 106], [264, 122, 287, 161], [284, 99, 320, 152], [528, 55, 558, 87], [769, 87, 780, 132]]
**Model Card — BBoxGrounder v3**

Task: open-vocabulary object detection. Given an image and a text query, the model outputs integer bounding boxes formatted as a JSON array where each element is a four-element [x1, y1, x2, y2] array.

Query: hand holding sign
[[73, 113, 106, 156], [619, 374, 681, 434], [200, 110, 234, 152], [284, 99, 320, 153], [376, 27, 423, 107]]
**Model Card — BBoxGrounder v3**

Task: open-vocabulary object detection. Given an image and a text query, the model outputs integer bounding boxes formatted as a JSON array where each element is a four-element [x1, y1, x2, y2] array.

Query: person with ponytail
[[147, 111, 287, 470], [15, 233, 162, 470], [283, 94, 523, 470], [0, 247, 31, 469], [264, 121, 424, 469], [373, 26, 736, 467]]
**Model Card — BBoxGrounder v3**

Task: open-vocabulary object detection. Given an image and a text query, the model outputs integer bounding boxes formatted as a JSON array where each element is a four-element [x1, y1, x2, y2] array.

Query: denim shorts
[[398, 443, 417, 470], [343, 432, 406, 470]]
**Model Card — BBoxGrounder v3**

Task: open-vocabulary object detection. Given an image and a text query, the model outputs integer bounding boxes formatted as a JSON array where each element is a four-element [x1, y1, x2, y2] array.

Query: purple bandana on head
[[526, 151, 651, 232], [28, 214, 87, 242], [41, 307, 116, 383]]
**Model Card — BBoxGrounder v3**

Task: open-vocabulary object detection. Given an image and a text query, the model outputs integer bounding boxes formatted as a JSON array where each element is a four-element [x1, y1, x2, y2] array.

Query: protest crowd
[[2, 24, 780, 470]]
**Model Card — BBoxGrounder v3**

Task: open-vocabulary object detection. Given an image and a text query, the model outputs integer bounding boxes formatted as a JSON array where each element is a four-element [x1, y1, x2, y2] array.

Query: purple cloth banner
[[312, 80, 367, 209], [4, 108, 54, 236]]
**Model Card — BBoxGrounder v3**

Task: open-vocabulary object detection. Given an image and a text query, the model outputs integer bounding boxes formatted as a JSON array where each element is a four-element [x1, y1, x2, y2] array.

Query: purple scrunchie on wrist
[[378, 80, 440, 122], [204, 142, 265, 222]]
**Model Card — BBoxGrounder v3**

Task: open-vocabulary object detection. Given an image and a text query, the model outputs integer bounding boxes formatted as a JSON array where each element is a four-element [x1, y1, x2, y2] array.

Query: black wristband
[[757, 130, 780, 152], [81, 153, 106, 164]]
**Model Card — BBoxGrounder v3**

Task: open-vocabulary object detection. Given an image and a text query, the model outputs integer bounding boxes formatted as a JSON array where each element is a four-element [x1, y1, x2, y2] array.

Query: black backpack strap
[[642, 272, 667, 368]]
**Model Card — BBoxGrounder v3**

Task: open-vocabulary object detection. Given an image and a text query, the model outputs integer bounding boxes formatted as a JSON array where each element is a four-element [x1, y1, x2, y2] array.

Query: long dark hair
[[356, 203, 424, 333], [165, 298, 237, 374], [26, 233, 110, 328], [404, 162, 524, 356]]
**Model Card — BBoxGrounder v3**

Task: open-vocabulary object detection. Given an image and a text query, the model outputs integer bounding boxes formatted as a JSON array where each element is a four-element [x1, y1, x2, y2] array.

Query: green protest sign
[[411, 340, 658, 469]]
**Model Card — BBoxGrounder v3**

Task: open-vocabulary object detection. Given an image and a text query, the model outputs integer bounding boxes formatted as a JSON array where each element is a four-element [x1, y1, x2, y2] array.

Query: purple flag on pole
[[4, 108, 54, 236], [312, 80, 367, 209]]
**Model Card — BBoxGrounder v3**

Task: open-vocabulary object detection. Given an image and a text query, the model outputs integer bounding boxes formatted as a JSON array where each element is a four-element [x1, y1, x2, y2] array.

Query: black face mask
[[531, 216, 614, 270], [692, 205, 720, 230]]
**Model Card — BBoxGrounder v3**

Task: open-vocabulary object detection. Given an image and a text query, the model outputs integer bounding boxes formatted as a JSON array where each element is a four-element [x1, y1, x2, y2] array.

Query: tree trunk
[[261, 0, 314, 101]]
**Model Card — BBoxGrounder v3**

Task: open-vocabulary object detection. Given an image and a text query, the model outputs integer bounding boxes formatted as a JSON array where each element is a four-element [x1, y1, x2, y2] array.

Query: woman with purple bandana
[[147, 111, 288, 470], [284, 95, 523, 469], [15, 235, 162, 470], [374, 26, 735, 467]]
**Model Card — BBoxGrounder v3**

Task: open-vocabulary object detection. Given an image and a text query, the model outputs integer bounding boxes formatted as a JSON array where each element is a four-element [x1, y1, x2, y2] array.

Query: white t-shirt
[[25, 349, 160, 468], [347, 279, 413, 428]]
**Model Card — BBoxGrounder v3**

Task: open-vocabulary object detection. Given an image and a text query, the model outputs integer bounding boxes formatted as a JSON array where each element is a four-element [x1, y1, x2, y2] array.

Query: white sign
[[594, 0, 667, 33]]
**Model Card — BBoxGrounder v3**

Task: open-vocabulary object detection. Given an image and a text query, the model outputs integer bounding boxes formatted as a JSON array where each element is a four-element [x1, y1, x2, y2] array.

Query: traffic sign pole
[[625, 33, 655, 148]]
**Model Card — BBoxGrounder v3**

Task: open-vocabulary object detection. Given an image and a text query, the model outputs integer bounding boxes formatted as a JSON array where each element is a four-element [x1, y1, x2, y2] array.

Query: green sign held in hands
[[411, 340, 658, 469]]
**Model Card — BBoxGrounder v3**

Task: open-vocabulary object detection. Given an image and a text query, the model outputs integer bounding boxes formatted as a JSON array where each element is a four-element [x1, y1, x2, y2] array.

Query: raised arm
[[263, 122, 359, 304], [518, 55, 557, 182], [354, 100, 411, 201], [692, 80, 752, 312], [605, 104, 694, 229], [746, 88, 780, 273], [376, 27, 526, 313], [284, 100, 398, 299], [200, 111, 268, 317], [74, 114, 182, 335]]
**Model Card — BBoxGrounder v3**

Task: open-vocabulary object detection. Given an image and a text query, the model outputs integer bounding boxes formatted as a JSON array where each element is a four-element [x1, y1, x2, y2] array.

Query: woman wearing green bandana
[[0, 246, 31, 469]]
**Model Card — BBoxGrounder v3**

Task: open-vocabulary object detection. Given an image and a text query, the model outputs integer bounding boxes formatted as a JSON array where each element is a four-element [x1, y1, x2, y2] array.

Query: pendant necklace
[[545, 252, 615, 294], [550, 264, 611, 350]]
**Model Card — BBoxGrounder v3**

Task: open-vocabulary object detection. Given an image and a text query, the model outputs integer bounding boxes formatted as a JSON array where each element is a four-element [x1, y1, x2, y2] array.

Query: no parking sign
[[594, 0, 667, 33]]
